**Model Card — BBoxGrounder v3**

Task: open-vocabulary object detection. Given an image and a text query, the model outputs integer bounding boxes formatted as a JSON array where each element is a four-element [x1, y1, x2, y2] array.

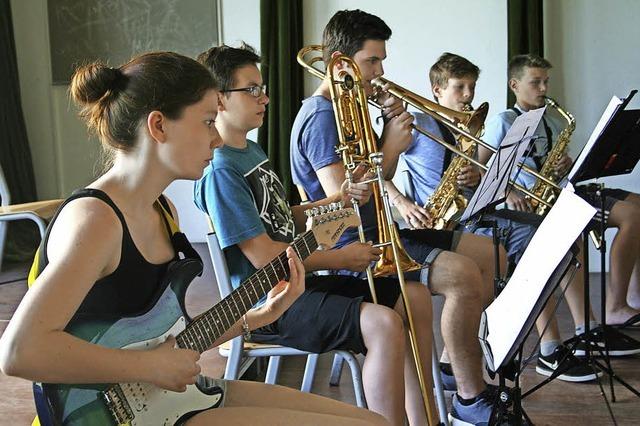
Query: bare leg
[[623, 193, 640, 309], [188, 380, 389, 425], [456, 233, 507, 308], [628, 260, 640, 309], [439, 234, 505, 365], [562, 247, 597, 328], [429, 251, 485, 399], [604, 200, 640, 325], [393, 282, 438, 425], [535, 300, 562, 343], [359, 302, 406, 425]]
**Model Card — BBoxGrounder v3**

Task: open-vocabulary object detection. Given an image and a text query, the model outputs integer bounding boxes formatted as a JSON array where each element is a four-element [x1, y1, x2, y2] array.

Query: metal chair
[[0, 165, 62, 271], [205, 224, 367, 408]]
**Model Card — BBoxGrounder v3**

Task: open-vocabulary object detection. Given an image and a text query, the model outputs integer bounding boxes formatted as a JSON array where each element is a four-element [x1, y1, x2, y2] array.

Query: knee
[[361, 304, 404, 345], [447, 257, 484, 300]]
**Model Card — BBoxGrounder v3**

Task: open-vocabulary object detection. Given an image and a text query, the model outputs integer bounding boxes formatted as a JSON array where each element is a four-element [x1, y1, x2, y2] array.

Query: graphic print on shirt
[[245, 159, 295, 242]]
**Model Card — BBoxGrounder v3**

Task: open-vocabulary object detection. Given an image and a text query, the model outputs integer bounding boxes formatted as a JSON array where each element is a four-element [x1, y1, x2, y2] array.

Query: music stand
[[477, 186, 594, 426], [461, 106, 546, 224], [566, 90, 640, 411], [462, 107, 545, 294]]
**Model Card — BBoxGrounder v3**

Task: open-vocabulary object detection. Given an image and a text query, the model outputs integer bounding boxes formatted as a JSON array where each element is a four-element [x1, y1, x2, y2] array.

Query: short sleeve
[[483, 112, 516, 150], [197, 166, 265, 249], [301, 109, 341, 171]]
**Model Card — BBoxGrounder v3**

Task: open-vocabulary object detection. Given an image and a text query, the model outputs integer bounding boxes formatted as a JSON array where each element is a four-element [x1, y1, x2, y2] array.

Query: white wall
[[544, 0, 640, 270]]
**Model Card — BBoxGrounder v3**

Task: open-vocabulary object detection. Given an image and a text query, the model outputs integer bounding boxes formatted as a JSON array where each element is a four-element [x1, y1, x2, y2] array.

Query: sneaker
[[449, 390, 494, 426], [439, 363, 457, 392], [573, 327, 640, 357], [536, 344, 602, 382]]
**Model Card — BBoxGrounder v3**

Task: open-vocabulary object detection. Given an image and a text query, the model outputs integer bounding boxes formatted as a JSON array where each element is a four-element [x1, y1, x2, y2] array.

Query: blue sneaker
[[449, 391, 494, 426], [440, 365, 457, 392]]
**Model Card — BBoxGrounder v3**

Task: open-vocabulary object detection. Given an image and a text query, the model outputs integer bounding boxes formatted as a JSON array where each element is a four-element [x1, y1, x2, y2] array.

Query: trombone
[[298, 44, 439, 425], [370, 76, 563, 209]]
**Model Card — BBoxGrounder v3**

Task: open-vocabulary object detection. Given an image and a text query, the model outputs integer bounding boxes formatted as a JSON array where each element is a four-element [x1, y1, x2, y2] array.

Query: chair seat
[[218, 340, 313, 357], [0, 199, 63, 218], [218, 340, 289, 351]]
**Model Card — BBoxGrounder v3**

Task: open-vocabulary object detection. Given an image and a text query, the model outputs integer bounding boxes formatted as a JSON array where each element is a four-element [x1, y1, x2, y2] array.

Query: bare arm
[[384, 180, 432, 229], [0, 199, 199, 391], [210, 247, 305, 347], [477, 145, 494, 166]]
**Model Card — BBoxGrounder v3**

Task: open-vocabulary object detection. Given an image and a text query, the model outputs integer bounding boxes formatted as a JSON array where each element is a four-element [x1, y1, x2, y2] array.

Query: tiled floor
[[1, 245, 639, 425]]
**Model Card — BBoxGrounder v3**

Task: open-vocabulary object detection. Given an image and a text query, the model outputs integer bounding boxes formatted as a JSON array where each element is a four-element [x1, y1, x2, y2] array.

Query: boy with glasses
[[194, 43, 438, 426]]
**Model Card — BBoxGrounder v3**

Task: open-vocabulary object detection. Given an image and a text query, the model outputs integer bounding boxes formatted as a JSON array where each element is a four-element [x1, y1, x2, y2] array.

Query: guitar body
[[42, 258, 223, 425]]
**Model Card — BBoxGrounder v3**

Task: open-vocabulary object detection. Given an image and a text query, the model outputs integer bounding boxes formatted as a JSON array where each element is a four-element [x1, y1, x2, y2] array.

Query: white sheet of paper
[[568, 96, 623, 182], [483, 187, 596, 369]]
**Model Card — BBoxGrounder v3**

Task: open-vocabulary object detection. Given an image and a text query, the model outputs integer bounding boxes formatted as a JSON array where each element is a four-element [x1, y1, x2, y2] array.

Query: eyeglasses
[[221, 84, 267, 98]]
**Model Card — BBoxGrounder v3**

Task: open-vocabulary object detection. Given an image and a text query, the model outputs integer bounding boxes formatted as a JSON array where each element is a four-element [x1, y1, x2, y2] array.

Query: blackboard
[[47, 0, 219, 84]]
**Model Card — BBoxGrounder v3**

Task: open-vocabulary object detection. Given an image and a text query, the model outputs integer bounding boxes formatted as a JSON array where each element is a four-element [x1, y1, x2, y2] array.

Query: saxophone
[[423, 103, 488, 229], [529, 97, 576, 215]]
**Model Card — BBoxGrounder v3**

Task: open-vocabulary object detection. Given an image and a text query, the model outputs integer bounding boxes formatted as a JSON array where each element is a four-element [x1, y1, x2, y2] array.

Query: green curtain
[[0, 0, 40, 263], [507, 0, 544, 107], [258, 0, 304, 203]]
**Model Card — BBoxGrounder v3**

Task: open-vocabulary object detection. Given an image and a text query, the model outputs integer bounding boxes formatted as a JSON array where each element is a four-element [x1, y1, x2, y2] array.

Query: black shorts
[[576, 187, 629, 227], [398, 228, 461, 286], [250, 275, 402, 354]]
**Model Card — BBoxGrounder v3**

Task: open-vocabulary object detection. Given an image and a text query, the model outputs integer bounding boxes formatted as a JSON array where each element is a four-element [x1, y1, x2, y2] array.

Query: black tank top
[[29, 188, 177, 318]]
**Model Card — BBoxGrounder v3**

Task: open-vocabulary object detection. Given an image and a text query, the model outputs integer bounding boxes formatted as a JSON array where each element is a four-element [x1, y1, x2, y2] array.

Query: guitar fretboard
[[175, 231, 317, 353]]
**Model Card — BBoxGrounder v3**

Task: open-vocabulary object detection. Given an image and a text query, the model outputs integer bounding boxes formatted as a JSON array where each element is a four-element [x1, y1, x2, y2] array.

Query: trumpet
[[298, 44, 438, 425], [370, 77, 563, 209]]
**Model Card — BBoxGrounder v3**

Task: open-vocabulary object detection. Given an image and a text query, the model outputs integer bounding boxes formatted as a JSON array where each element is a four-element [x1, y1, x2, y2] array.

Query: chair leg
[[432, 341, 448, 424], [265, 356, 282, 385], [329, 353, 344, 386], [0, 222, 6, 272], [336, 350, 367, 409], [223, 337, 244, 380], [300, 354, 319, 392]]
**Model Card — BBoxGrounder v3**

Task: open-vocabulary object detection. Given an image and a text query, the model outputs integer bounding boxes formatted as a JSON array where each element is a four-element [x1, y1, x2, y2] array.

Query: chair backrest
[[0, 163, 10, 206], [204, 217, 233, 298], [0, 164, 10, 268]]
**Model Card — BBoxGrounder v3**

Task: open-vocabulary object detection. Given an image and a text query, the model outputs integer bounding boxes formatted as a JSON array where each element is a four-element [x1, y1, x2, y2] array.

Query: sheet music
[[461, 106, 546, 223], [568, 96, 623, 182], [483, 187, 596, 369]]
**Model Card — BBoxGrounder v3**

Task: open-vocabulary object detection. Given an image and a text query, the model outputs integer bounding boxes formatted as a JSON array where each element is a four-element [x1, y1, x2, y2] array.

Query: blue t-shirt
[[401, 112, 452, 206], [483, 105, 564, 190], [290, 95, 377, 247], [194, 141, 296, 290]]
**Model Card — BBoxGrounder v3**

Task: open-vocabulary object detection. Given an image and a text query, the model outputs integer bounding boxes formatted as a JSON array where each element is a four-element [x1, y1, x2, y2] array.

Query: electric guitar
[[39, 204, 358, 425]]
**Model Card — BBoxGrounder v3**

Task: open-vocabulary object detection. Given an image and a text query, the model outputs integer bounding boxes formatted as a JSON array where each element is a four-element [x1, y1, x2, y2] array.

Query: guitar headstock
[[305, 202, 360, 250]]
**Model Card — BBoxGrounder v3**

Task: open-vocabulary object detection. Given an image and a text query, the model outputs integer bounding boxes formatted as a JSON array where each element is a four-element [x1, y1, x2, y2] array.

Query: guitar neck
[[175, 231, 317, 353]]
